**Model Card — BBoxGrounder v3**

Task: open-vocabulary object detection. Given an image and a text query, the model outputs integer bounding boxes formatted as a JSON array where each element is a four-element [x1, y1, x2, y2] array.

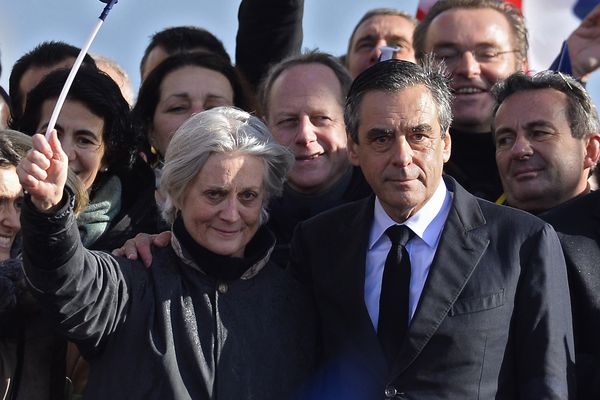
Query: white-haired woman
[[16, 107, 316, 399]]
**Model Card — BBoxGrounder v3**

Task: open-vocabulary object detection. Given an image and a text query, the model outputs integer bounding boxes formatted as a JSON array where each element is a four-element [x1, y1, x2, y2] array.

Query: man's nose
[[390, 135, 414, 167], [295, 116, 317, 145], [511, 134, 534, 159], [452, 51, 481, 78]]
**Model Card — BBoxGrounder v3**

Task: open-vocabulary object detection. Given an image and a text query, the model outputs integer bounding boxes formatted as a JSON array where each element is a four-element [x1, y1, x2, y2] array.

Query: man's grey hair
[[492, 71, 600, 139], [159, 107, 294, 225], [344, 58, 453, 143]]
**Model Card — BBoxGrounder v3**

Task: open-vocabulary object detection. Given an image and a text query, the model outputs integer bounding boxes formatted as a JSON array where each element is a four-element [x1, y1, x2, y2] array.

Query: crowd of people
[[1, 0, 600, 398]]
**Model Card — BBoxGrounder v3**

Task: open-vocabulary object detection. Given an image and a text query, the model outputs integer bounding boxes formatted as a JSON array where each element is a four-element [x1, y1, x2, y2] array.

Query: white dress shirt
[[364, 179, 453, 330]]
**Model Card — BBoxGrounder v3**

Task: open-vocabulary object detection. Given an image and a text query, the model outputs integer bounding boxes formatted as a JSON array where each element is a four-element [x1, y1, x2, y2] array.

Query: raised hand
[[17, 130, 68, 212], [568, 3, 600, 81]]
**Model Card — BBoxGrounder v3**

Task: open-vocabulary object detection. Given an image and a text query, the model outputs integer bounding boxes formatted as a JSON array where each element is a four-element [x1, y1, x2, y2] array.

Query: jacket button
[[218, 283, 228, 294], [384, 386, 397, 398]]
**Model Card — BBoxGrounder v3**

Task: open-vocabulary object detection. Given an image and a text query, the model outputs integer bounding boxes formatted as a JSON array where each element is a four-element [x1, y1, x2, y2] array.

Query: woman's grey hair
[[344, 58, 453, 143], [159, 106, 294, 225]]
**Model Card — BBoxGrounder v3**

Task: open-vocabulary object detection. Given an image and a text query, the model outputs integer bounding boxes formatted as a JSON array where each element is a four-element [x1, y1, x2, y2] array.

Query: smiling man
[[492, 71, 600, 213], [259, 51, 372, 263], [413, 0, 529, 201]]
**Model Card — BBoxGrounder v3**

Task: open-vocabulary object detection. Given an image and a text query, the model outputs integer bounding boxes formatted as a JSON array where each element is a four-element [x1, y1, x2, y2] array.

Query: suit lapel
[[390, 177, 490, 378], [332, 196, 388, 376]]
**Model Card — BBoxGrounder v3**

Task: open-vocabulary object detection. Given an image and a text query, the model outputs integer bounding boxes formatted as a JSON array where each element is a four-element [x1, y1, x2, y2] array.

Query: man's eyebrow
[[366, 127, 394, 139], [524, 120, 557, 131], [410, 124, 434, 133]]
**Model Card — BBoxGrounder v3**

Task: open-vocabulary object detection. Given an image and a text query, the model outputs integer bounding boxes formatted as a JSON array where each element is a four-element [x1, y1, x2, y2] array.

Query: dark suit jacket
[[542, 190, 600, 399], [291, 176, 575, 400]]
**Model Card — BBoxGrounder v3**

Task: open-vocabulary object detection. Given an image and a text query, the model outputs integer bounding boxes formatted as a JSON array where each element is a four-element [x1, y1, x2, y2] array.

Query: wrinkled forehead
[[426, 7, 517, 49]]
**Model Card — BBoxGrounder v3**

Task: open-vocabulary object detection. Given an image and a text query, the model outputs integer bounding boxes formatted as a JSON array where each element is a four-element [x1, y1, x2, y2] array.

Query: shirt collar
[[369, 179, 449, 250]]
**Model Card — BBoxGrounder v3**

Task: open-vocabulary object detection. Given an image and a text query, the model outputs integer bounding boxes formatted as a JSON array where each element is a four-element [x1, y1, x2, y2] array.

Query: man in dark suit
[[291, 59, 575, 399], [542, 191, 600, 399]]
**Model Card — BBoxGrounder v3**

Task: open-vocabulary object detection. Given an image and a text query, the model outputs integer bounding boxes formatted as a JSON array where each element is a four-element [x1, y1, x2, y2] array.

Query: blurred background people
[[344, 8, 417, 78], [132, 52, 255, 168], [8, 41, 98, 127]]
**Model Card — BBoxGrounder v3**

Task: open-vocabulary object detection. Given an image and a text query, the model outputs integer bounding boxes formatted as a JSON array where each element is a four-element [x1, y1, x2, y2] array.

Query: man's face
[[266, 63, 349, 194], [495, 88, 600, 211], [348, 86, 451, 222], [347, 14, 416, 79], [424, 8, 524, 133]]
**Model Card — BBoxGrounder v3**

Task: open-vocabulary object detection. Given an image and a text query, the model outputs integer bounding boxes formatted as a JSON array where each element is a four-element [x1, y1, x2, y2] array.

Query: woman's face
[[0, 166, 22, 261], [38, 99, 106, 191], [179, 152, 265, 258], [150, 66, 235, 157]]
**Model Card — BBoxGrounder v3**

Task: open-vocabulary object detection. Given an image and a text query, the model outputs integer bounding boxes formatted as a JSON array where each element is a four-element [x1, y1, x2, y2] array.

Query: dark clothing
[[0, 239, 66, 400], [291, 176, 574, 399], [443, 128, 502, 201], [236, 0, 304, 91], [267, 166, 372, 265], [22, 191, 317, 400], [88, 160, 161, 251], [541, 190, 600, 399]]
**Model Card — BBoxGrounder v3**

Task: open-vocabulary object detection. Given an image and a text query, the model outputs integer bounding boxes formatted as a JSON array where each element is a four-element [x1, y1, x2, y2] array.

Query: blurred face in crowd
[[495, 88, 600, 211], [19, 57, 76, 113], [141, 46, 210, 81], [266, 63, 349, 194], [347, 14, 416, 79], [38, 99, 106, 190], [348, 85, 451, 222], [180, 152, 265, 258], [150, 66, 234, 157], [0, 166, 22, 261], [423, 7, 524, 133]]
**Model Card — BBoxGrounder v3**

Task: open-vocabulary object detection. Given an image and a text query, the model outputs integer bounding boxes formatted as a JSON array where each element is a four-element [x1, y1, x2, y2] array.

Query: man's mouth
[[0, 235, 14, 248], [295, 153, 322, 161], [453, 87, 485, 95]]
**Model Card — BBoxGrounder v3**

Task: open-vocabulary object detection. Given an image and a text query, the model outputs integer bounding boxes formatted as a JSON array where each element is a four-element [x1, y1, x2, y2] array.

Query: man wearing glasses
[[413, 0, 600, 201]]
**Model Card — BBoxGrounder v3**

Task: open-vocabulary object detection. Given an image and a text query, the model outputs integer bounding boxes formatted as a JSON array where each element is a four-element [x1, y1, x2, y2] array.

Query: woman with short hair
[[17, 107, 316, 399]]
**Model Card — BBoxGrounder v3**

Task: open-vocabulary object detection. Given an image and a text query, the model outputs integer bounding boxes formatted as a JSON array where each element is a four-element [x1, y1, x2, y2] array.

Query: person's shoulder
[[300, 195, 372, 229], [477, 197, 551, 229], [542, 190, 600, 225]]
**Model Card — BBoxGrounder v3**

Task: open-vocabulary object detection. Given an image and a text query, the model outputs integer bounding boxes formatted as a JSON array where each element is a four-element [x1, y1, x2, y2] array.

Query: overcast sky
[[2, 0, 600, 103]]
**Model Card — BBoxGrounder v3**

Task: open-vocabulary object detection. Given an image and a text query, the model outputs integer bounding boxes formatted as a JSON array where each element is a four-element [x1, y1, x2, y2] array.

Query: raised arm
[[17, 131, 131, 355], [567, 3, 600, 81]]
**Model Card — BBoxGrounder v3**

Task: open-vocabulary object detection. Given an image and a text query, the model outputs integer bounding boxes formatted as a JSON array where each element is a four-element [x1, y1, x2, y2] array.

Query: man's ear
[[520, 57, 530, 74], [442, 129, 452, 163], [584, 133, 600, 168], [347, 134, 360, 166]]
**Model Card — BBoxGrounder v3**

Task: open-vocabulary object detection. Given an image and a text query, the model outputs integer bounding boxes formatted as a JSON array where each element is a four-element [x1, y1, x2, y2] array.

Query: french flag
[[416, 0, 599, 72]]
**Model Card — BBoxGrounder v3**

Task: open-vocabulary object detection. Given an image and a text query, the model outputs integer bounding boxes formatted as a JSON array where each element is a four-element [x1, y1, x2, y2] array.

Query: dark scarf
[[444, 128, 502, 201], [173, 215, 274, 281]]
